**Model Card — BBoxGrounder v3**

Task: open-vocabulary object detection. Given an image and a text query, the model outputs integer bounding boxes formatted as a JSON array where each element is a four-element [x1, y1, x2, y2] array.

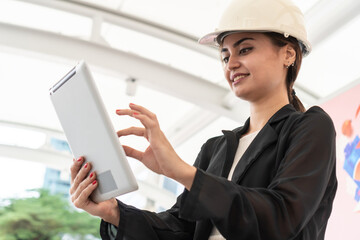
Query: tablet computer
[[49, 60, 138, 203]]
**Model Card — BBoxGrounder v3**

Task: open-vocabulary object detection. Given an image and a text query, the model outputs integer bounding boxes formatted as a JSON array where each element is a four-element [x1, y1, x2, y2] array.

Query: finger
[[70, 161, 92, 195], [115, 109, 136, 116], [72, 170, 96, 203], [122, 145, 144, 160], [70, 156, 84, 184], [73, 179, 98, 209], [129, 103, 157, 120], [117, 127, 145, 138], [132, 112, 159, 130]]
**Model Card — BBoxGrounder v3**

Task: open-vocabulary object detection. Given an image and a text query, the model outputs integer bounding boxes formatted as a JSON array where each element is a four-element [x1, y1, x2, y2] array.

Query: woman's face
[[221, 32, 289, 102]]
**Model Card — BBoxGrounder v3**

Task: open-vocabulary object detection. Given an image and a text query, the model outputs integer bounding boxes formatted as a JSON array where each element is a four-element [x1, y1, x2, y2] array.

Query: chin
[[232, 90, 246, 99], [232, 88, 253, 101]]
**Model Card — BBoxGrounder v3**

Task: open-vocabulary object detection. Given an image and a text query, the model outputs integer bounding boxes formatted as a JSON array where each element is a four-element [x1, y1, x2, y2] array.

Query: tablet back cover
[[49, 61, 138, 202]]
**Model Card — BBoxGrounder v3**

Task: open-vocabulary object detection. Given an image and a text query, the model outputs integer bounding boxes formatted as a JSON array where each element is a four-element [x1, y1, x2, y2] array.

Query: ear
[[284, 44, 296, 67]]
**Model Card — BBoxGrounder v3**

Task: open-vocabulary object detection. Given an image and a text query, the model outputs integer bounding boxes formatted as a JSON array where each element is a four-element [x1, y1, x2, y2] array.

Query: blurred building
[[43, 167, 71, 198]]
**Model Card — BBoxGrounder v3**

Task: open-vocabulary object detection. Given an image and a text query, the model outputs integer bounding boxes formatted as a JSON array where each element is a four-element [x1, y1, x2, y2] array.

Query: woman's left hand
[[116, 103, 196, 190]]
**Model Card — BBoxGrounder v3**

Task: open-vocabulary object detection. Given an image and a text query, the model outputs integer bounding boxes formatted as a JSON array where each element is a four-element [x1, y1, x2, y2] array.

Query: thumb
[[122, 145, 144, 161]]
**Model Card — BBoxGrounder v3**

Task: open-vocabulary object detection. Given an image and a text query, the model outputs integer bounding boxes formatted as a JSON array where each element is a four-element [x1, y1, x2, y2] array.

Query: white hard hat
[[199, 0, 312, 56]]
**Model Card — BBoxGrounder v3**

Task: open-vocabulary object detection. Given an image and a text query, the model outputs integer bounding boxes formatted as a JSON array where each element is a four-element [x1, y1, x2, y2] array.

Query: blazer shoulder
[[290, 106, 336, 136], [200, 130, 236, 157], [203, 133, 226, 149], [304, 106, 334, 127]]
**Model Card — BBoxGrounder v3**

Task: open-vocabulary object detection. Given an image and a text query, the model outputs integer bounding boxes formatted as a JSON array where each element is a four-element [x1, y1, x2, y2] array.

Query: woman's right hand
[[69, 156, 120, 226]]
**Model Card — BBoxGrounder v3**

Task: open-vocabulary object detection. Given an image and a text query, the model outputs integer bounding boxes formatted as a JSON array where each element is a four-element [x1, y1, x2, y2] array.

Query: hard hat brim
[[198, 30, 311, 57]]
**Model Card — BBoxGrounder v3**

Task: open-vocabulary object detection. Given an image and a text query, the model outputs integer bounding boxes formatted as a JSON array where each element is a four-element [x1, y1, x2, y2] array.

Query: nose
[[226, 55, 241, 71]]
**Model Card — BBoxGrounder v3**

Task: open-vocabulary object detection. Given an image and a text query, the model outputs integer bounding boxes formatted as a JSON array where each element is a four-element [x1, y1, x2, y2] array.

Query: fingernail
[[92, 180, 97, 185], [84, 163, 88, 168], [77, 157, 82, 162], [116, 109, 120, 114], [89, 172, 94, 178], [129, 103, 135, 106], [133, 112, 139, 116]]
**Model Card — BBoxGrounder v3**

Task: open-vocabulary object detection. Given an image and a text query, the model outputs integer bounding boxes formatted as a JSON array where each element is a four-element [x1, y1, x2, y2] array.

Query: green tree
[[0, 189, 101, 240]]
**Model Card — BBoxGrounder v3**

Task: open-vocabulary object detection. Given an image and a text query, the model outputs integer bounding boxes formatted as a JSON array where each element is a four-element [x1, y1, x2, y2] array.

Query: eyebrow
[[221, 37, 255, 52]]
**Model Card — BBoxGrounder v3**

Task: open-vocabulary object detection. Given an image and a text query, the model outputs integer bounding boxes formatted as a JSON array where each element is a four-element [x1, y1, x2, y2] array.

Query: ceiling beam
[[13, 0, 359, 107], [0, 21, 249, 123], [6, 0, 325, 145], [23, 0, 360, 58], [16, 0, 219, 59], [5, 0, 359, 145], [306, 0, 360, 48]]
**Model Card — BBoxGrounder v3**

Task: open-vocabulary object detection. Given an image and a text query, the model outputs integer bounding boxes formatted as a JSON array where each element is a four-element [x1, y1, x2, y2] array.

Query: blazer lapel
[[221, 130, 239, 178], [229, 104, 297, 183], [221, 104, 295, 183], [220, 119, 250, 178], [231, 123, 278, 183]]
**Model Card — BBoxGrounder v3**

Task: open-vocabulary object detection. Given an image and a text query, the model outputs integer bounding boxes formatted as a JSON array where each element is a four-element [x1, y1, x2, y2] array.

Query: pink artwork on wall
[[320, 81, 360, 239]]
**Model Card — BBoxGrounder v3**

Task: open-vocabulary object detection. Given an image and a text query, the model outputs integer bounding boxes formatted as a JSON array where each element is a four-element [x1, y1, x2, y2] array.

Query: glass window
[[0, 0, 92, 39], [298, 15, 360, 98]]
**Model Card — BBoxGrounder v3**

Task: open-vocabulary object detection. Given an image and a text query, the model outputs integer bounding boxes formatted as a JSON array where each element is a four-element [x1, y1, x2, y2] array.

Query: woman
[[69, 0, 337, 239]]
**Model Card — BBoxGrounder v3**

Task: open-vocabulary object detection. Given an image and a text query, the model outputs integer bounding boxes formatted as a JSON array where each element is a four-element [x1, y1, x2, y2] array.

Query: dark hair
[[263, 32, 306, 112]]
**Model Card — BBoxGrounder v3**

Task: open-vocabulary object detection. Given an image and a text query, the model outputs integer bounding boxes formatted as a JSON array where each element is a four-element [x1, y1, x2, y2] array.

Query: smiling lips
[[231, 73, 250, 85]]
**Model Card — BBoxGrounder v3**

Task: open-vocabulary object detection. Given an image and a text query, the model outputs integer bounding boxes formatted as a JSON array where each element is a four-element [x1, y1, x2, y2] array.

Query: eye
[[239, 47, 253, 55], [222, 56, 229, 63]]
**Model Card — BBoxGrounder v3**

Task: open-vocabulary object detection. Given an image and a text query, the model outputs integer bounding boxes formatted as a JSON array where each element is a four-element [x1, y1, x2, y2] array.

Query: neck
[[248, 95, 289, 133]]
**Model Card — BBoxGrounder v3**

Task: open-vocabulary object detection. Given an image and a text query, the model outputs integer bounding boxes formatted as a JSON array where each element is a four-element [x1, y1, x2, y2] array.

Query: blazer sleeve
[[178, 107, 337, 240], [99, 137, 218, 240]]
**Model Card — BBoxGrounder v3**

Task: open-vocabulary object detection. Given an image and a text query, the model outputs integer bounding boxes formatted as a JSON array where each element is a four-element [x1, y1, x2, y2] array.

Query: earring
[[286, 61, 295, 69]]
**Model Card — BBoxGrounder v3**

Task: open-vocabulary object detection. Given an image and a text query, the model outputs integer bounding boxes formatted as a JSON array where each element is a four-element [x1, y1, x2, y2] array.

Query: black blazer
[[101, 104, 337, 240]]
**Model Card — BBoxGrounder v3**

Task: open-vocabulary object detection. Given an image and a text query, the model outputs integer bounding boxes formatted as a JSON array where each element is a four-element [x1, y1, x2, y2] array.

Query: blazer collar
[[267, 104, 297, 124], [233, 104, 296, 137], [222, 104, 297, 182]]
